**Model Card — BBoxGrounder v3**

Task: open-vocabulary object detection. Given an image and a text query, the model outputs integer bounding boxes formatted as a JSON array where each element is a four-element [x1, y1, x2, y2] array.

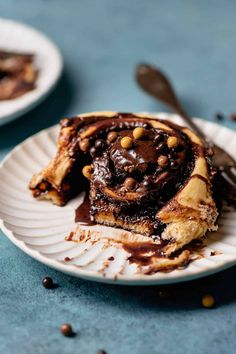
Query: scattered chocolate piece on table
[[229, 113, 236, 121], [42, 276, 54, 289], [201, 294, 215, 308], [108, 256, 114, 261], [60, 323, 74, 337], [215, 113, 225, 121], [215, 112, 236, 122]]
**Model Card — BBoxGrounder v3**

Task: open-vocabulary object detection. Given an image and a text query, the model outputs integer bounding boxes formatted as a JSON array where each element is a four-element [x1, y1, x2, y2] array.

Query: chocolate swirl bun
[[0, 50, 38, 100], [29, 111, 218, 255]]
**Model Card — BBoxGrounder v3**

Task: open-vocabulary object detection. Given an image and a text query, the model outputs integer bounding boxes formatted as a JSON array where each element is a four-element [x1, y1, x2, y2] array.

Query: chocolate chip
[[42, 277, 54, 289], [155, 142, 166, 153], [201, 294, 215, 308], [154, 134, 163, 145], [157, 155, 168, 168], [210, 251, 217, 256], [60, 323, 74, 337], [133, 127, 145, 139], [82, 165, 92, 179], [95, 139, 106, 150], [143, 178, 152, 189], [90, 146, 97, 158], [167, 136, 178, 149], [120, 136, 133, 149], [107, 131, 117, 143], [170, 160, 179, 169], [64, 257, 72, 262], [79, 138, 90, 152]]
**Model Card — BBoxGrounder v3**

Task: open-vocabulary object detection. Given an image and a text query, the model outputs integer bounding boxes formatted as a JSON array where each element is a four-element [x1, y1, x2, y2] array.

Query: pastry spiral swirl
[[29, 111, 218, 255]]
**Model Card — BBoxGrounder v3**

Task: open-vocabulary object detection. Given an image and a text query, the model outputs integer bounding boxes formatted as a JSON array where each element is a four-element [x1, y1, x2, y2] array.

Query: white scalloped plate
[[0, 114, 236, 285], [0, 18, 63, 126]]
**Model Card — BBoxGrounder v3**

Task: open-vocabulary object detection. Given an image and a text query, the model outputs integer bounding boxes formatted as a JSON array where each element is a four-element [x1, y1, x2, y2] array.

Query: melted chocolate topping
[[72, 113, 197, 236], [91, 121, 192, 206], [110, 130, 157, 173]]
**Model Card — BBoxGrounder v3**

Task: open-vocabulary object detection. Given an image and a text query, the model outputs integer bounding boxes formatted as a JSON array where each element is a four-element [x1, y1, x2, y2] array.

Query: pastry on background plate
[[0, 50, 38, 100], [29, 111, 218, 258]]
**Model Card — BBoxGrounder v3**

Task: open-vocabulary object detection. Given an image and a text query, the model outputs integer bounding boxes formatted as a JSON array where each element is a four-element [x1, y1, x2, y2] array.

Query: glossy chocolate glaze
[[72, 113, 197, 237], [91, 124, 193, 207], [110, 130, 157, 173]]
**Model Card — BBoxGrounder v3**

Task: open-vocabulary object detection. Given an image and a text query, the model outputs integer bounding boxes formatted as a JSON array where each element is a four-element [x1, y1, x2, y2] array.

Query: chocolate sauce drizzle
[[75, 195, 94, 225], [123, 242, 165, 265]]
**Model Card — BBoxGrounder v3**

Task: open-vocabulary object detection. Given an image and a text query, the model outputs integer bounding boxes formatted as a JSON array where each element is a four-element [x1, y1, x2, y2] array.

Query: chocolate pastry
[[0, 50, 38, 100], [29, 111, 218, 255]]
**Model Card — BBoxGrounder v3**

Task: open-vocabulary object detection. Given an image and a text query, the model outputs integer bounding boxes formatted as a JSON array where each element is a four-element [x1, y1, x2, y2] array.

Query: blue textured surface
[[0, 1, 236, 353]]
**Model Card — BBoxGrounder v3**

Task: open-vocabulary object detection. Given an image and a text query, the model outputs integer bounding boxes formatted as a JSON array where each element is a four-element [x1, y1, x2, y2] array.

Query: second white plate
[[0, 18, 63, 126], [0, 114, 236, 285]]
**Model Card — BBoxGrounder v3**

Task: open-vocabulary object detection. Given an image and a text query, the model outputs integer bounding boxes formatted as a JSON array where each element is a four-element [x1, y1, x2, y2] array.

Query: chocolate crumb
[[64, 257, 72, 262], [66, 232, 74, 241], [215, 112, 225, 121], [229, 113, 236, 121], [210, 250, 221, 256], [108, 256, 114, 261]]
